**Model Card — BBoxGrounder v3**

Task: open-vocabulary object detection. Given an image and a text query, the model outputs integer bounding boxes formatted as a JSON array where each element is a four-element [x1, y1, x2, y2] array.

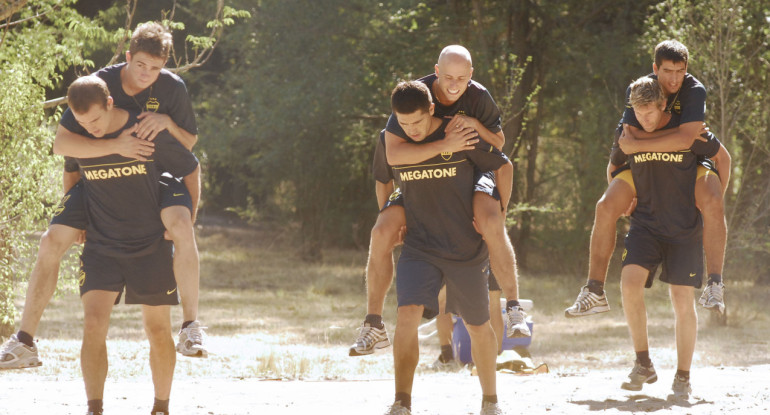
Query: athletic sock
[[439, 344, 454, 363], [635, 351, 652, 368], [586, 279, 605, 296], [364, 314, 384, 329], [505, 300, 520, 311], [707, 273, 722, 285], [87, 399, 103, 414], [181, 320, 194, 330], [675, 369, 690, 381], [16, 331, 34, 347], [394, 392, 411, 410], [482, 394, 498, 404], [152, 398, 170, 413]]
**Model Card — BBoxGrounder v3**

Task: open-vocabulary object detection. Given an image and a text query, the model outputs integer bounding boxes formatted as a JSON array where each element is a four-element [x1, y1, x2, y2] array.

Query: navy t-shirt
[[629, 112, 720, 242], [392, 118, 509, 262], [61, 64, 198, 173], [76, 110, 199, 258], [372, 130, 393, 184], [621, 73, 706, 129], [385, 74, 502, 142]]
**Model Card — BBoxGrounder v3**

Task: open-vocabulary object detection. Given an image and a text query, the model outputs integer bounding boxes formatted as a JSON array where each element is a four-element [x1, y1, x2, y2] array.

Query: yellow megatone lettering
[[81, 162, 149, 181]]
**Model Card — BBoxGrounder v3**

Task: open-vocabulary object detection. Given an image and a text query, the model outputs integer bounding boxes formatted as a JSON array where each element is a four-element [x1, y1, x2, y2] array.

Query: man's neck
[[431, 80, 459, 107], [105, 108, 130, 136], [427, 116, 443, 136], [656, 112, 672, 130]]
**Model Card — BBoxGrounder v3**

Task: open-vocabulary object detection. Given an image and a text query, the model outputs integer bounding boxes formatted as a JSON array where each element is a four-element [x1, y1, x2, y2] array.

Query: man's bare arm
[[53, 124, 155, 161], [375, 180, 394, 211], [136, 112, 198, 150], [385, 123, 477, 165], [183, 165, 201, 224], [619, 121, 706, 154], [446, 114, 504, 150], [606, 160, 621, 184]]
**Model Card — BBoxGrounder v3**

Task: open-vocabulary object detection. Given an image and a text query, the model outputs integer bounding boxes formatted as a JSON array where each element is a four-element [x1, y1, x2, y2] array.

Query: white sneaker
[[698, 282, 726, 314], [349, 322, 390, 356], [481, 401, 503, 415], [0, 334, 42, 370], [565, 286, 610, 318], [385, 401, 411, 415], [505, 306, 531, 338], [176, 321, 208, 358]]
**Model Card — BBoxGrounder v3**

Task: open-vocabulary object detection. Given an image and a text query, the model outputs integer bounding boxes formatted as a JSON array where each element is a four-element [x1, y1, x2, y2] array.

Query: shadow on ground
[[571, 394, 712, 412]]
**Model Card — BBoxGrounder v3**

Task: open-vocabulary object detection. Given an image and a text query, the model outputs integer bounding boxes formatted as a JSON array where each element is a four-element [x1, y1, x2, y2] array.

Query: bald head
[[437, 45, 473, 67], [434, 45, 474, 105]]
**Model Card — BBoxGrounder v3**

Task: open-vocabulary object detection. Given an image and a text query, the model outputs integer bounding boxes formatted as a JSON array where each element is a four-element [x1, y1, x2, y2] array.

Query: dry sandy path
[[1, 365, 768, 414]]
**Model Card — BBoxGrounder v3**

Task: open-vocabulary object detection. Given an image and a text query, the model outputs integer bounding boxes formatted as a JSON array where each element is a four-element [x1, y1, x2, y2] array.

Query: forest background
[[1, 0, 769, 334]]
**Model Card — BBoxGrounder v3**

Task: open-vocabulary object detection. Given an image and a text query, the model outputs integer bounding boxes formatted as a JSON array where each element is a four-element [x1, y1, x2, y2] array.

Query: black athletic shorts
[[396, 247, 491, 326], [622, 225, 704, 289], [159, 173, 193, 212], [79, 240, 179, 305], [50, 181, 87, 230]]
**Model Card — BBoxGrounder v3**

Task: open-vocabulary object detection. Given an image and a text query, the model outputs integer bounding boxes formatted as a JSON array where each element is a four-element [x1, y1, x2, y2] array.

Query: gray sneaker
[[349, 322, 390, 356], [565, 286, 610, 318], [0, 334, 42, 370], [621, 361, 657, 391], [481, 401, 503, 415], [385, 401, 411, 415], [671, 374, 692, 398], [698, 282, 725, 314], [430, 355, 461, 371], [505, 306, 531, 338], [176, 321, 208, 358]]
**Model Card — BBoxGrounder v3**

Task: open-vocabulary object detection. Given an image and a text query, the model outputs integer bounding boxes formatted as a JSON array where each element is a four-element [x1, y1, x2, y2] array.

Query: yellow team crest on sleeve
[[441, 152, 453, 161]]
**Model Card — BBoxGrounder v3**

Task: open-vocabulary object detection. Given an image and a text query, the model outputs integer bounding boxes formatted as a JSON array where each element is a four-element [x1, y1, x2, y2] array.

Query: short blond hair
[[629, 77, 664, 109]]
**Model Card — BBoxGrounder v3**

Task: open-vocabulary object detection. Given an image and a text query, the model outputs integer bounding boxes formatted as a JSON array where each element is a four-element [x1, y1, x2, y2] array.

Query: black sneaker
[[621, 360, 657, 391]]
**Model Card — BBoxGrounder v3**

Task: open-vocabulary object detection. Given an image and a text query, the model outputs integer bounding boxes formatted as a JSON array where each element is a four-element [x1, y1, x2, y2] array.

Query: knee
[[474, 207, 503, 239], [697, 187, 724, 216], [162, 209, 193, 240], [144, 321, 172, 343], [39, 228, 75, 256], [82, 314, 110, 339], [371, 219, 400, 249], [595, 197, 623, 222]]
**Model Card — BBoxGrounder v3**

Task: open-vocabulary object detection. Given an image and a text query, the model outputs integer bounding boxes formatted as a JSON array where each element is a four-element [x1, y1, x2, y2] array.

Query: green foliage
[[0, 0, 101, 333]]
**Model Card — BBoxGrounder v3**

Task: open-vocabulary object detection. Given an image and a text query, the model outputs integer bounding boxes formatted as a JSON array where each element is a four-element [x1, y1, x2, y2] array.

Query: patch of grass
[[5, 219, 769, 382]]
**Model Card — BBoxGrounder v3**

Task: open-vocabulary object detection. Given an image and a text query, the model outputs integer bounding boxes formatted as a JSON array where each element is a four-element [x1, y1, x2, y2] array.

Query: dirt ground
[[1, 364, 769, 414]]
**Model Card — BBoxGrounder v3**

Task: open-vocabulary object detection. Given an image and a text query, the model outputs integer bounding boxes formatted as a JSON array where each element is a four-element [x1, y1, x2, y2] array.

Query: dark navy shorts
[[79, 240, 179, 305], [473, 170, 501, 205], [396, 248, 491, 326], [50, 181, 87, 230], [622, 225, 704, 289], [159, 173, 193, 212]]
